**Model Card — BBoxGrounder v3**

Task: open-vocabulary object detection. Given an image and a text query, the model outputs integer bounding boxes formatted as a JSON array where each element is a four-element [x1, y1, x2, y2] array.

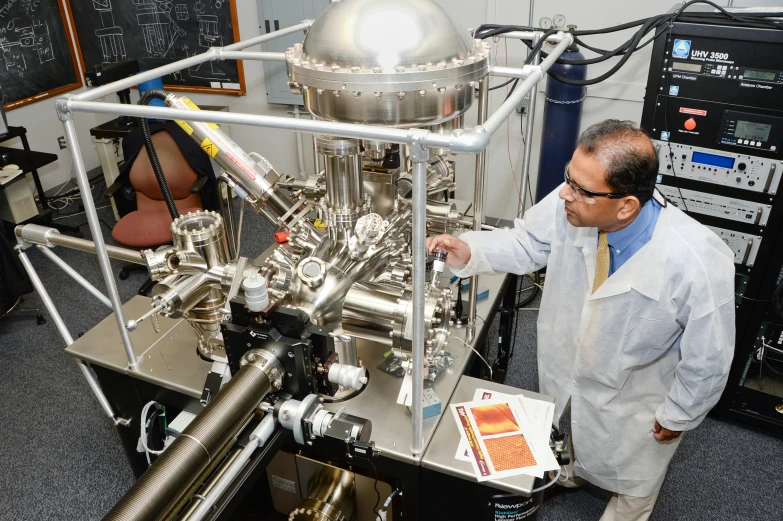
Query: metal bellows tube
[[290, 467, 356, 521], [102, 351, 283, 521]]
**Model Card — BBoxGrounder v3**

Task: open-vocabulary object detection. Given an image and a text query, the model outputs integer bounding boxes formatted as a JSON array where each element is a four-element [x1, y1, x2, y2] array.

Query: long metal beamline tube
[[519, 34, 543, 217], [467, 79, 490, 342], [16, 249, 121, 424], [36, 245, 112, 309], [62, 118, 139, 370], [184, 414, 277, 521], [15, 225, 144, 264], [102, 353, 281, 521], [72, 22, 312, 102], [410, 153, 428, 455]]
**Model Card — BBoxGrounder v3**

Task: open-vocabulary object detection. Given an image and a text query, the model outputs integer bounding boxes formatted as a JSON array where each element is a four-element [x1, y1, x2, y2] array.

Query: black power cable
[[475, 1, 783, 87], [138, 89, 179, 220]]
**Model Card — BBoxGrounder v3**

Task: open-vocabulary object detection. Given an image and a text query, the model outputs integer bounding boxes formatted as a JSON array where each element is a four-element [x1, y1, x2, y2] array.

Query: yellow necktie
[[593, 231, 610, 293]]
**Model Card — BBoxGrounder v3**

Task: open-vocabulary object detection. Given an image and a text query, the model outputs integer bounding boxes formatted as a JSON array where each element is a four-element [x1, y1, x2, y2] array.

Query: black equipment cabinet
[[641, 21, 783, 432]]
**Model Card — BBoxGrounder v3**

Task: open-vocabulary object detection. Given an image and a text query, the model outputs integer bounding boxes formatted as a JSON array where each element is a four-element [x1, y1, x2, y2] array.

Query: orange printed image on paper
[[484, 435, 538, 471], [470, 403, 520, 436]]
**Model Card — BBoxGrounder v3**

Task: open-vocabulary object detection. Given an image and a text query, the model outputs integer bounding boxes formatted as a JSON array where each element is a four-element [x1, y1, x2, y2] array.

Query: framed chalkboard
[[0, 0, 82, 110], [66, 0, 245, 95]]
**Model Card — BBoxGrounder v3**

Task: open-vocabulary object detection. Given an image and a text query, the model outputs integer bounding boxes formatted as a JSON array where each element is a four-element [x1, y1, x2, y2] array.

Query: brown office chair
[[108, 130, 207, 292]]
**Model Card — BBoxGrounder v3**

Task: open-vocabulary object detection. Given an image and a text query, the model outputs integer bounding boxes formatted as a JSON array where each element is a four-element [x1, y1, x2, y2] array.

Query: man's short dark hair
[[576, 120, 659, 205]]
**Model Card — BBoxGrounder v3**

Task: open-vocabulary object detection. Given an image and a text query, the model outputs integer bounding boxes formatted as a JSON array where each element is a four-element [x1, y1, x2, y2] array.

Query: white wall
[[20, 0, 755, 216]]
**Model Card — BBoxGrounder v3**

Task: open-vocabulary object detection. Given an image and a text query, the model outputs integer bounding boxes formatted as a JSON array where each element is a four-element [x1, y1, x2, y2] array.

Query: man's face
[[558, 147, 632, 229]]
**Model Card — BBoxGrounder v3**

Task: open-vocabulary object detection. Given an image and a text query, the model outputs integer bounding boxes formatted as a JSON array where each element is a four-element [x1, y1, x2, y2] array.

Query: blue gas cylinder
[[535, 42, 586, 203]]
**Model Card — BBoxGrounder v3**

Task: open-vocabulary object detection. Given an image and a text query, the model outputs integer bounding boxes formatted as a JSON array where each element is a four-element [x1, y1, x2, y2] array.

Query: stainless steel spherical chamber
[[287, 0, 490, 127]]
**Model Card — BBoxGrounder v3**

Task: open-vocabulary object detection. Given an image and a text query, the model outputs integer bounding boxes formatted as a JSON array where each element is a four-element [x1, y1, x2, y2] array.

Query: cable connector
[[348, 440, 379, 460]]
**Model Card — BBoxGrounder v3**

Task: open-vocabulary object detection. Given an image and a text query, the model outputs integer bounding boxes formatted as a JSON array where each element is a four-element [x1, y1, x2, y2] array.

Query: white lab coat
[[452, 187, 735, 497]]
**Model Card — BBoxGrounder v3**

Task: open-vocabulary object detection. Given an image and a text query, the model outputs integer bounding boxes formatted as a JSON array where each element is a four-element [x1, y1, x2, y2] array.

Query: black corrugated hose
[[138, 89, 179, 220]]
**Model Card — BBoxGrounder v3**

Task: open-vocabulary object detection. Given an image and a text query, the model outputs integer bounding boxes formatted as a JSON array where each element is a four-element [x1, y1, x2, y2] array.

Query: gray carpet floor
[[1, 192, 780, 520]]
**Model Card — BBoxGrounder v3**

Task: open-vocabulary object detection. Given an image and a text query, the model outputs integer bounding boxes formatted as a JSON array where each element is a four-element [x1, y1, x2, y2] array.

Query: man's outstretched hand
[[653, 421, 681, 442], [426, 234, 472, 266]]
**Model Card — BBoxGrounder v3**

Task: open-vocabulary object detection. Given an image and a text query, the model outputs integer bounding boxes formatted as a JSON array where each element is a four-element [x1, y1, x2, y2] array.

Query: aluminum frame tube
[[15, 225, 144, 264], [72, 22, 312, 102], [62, 118, 139, 370], [410, 152, 428, 455], [36, 245, 112, 309], [217, 51, 287, 62], [489, 65, 536, 79], [519, 34, 542, 217], [16, 249, 121, 424], [467, 78, 490, 342], [482, 33, 571, 138]]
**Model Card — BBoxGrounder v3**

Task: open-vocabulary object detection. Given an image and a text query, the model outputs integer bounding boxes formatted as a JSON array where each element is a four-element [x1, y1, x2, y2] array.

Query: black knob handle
[[738, 162, 747, 171]]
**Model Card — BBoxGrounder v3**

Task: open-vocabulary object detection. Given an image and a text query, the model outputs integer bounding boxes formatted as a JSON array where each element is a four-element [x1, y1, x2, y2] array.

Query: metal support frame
[[409, 132, 430, 455], [14, 246, 127, 426], [519, 33, 542, 217], [467, 78, 490, 342], [50, 18, 572, 455]]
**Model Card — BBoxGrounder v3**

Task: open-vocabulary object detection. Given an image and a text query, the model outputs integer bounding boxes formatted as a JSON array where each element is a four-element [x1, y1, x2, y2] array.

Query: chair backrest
[[129, 130, 199, 201]]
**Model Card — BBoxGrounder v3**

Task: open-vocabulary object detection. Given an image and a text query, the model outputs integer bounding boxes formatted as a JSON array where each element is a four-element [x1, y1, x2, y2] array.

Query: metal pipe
[[467, 78, 490, 342], [217, 51, 287, 62], [482, 33, 571, 138], [489, 65, 536, 79], [62, 118, 139, 370], [16, 248, 121, 424], [293, 105, 307, 179], [102, 350, 282, 521], [72, 22, 312, 102], [221, 21, 312, 52], [72, 49, 218, 102], [410, 151, 428, 455], [184, 414, 276, 521], [64, 44, 564, 158], [36, 245, 112, 309], [15, 225, 144, 264], [519, 33, 542, 217], [496, 31, 566, 42], [312, 134, 322, 175], [217, 178, 238, 260], [66, 100, 417, 145]]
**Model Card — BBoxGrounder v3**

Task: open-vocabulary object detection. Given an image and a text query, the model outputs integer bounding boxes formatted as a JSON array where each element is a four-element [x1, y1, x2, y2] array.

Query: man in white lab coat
[[427, 120, 735, 521]]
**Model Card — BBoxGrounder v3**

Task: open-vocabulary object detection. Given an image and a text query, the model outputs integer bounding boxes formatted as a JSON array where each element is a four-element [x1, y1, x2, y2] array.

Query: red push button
[[684, 118, 697, 131]]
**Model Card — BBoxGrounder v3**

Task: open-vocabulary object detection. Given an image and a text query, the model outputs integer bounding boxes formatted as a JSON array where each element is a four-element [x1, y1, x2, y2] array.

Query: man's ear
[[617, 196, 641, 221]]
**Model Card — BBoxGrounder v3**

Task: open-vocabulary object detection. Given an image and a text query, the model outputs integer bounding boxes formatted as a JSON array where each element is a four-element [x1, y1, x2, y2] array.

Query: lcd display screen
[[734, 120, 772, 142], [691, 151, 735, 169], [672, 61, 702, 73], [743, 69, 776, 82]]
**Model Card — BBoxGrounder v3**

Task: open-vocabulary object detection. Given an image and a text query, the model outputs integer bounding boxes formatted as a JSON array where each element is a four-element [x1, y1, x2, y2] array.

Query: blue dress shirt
[[605, 198, 661, 275]]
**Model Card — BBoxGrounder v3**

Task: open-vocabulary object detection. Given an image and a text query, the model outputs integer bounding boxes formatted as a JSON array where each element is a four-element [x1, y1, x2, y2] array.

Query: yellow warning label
[[200, 137, 219, 158], [182, 98, 218, 130], [174, 120, 194, 135], [182, 98, 200, 111]]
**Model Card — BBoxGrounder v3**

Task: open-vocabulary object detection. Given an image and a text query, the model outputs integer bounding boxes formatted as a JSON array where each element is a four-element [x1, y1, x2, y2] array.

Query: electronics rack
[[641, 20, 783, 432]]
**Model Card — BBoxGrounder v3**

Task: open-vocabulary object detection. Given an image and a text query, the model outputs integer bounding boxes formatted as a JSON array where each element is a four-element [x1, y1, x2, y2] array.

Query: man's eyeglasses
[[564, 161, 631, 205]]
